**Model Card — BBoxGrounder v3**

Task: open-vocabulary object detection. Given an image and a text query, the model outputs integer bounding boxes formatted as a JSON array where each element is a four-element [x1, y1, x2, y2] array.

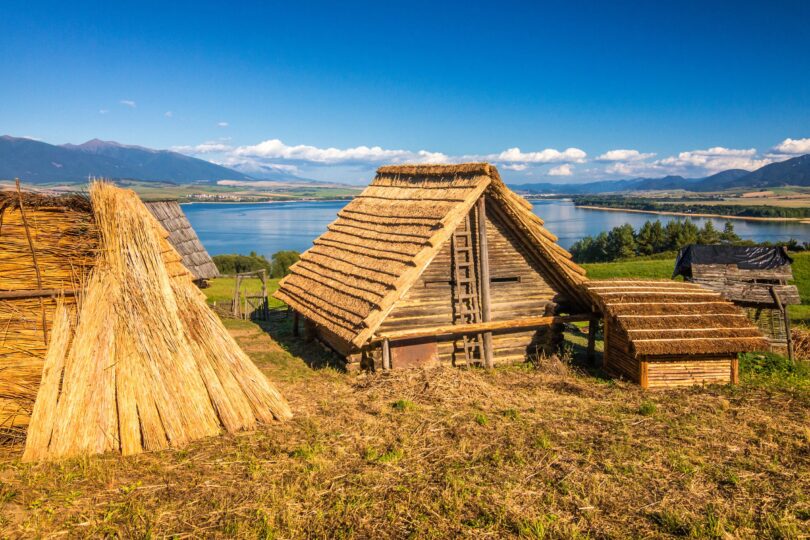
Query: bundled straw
[[0, 190, 96, 437], [23, 182, 291, 461]]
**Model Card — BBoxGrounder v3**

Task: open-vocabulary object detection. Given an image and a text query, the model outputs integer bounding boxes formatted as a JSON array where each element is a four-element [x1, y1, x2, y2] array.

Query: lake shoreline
[[577, 205, 810, 225]]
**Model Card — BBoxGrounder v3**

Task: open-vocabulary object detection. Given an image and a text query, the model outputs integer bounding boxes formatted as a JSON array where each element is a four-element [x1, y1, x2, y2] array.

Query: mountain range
[[2, 135, 809, 192], [0, 135, 255, 183], [513, 154, 810, 194]]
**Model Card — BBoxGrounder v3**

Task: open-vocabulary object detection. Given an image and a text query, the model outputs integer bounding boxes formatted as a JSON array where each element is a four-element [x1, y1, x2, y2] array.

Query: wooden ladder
[[451, 210, 483, 366]]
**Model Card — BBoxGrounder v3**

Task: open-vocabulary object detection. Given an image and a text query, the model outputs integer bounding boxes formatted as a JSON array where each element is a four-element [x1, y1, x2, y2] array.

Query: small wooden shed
[[584, 280, 768, 388], [145, 200, 219, 284], [275, 163, 591, 370], [673, 245, 800, 356]]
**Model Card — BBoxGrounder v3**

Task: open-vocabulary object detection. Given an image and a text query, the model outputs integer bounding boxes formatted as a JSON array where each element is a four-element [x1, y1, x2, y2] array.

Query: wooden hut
[[274, 163, 591, 370], [145, 200, 219, 284], [584, 280, 768, 389], [673, 245, 800, 357]]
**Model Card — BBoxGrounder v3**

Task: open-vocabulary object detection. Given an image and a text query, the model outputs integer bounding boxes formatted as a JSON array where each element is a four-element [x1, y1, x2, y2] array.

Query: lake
[[182, 199, 809, 257]]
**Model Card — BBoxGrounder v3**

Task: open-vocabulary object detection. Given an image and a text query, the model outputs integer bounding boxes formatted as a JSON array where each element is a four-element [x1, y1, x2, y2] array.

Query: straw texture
[[22, 182, 291, 461], [584, 280, 768, 357], [145, 200, 220, 280], [274, 163, 587, 348], [0, 191, 97, 437]]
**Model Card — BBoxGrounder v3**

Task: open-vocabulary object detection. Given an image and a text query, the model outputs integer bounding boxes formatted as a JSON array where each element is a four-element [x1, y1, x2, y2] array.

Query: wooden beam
[[477, 196, 494, 369], [0, 289, 78, 300], [586, 315, 598, 364], [771, 287, 794, 364], [382, 338, 391, 370], [372, 314, 589, 343]]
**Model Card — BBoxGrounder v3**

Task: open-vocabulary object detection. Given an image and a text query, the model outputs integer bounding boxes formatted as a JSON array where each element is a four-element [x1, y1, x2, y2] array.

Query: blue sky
[[2, 0, 809, 184]]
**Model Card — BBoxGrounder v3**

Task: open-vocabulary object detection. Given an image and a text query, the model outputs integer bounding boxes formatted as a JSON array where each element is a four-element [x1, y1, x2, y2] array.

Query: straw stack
[[0, 191, 97, 438], [23, 182, 291, 461]]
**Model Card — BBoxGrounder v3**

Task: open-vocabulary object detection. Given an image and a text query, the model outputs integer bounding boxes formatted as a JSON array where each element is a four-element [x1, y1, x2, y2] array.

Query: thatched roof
[[584, 280, 768, 357], [275, 163, 587, 348], [145, 201, 219, 280]]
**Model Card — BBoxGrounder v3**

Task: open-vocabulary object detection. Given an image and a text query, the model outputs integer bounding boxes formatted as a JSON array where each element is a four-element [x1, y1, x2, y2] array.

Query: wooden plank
[[477, 196, 494, 369], [373, 314, 589, 343], [0, 289, 78, 300], [382, 338, 391, 370]]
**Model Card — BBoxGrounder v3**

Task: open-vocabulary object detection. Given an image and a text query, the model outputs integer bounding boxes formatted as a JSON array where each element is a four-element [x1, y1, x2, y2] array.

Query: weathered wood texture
[[145, 201, 219, 281]]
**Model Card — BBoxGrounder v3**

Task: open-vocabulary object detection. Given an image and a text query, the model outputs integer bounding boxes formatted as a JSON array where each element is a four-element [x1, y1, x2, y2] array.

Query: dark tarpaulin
[[673, 244, 793, 278]]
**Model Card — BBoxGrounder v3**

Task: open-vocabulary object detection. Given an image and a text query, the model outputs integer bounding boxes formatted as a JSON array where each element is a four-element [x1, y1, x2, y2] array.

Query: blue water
[[182, 199, 809, 257]]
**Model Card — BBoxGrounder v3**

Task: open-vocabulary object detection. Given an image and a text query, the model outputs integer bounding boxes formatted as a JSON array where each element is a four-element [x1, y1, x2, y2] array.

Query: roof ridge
[[376, 163, 491, 176]]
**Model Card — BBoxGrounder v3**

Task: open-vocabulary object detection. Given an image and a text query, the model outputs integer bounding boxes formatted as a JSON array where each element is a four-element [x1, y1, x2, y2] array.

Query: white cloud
[[548, 164, 573, 176], [501, 163, 528, 171], [772, 137, 810, 155], [233, 138, 449, 165], [596, 149, 655, 162], [217, 121, 229, 127], [99, 109, 109, 115], [120, 100, 137, 108], [493, 146, 587, 164], [164, 111, 173, 118], [657, 146, 771, 173], [172, 142, 233, 154]]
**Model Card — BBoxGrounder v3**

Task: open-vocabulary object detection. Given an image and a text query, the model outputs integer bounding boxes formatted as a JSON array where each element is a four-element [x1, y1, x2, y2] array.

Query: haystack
[[0, 190, 97, 437], [584, 280, 768, 388], [11, 182, 290, 461]]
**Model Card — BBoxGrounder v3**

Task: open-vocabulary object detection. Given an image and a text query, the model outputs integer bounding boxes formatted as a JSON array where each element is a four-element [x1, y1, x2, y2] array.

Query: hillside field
[[0, 256, 808, 538]]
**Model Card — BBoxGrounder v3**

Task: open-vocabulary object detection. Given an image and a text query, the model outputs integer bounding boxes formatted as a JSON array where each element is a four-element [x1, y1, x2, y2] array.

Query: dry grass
[[0, 318, 807, 538]]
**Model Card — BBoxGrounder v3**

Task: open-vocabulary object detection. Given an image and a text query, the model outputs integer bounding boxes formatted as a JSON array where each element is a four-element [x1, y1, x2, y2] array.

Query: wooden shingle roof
[[275, 163, 587, 348], [584, 280, 768, 356], [145, 201, 219, 280]]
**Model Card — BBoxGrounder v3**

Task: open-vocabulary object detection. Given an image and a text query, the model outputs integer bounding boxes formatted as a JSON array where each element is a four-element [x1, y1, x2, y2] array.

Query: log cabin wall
[[377, 200, 564, 366]]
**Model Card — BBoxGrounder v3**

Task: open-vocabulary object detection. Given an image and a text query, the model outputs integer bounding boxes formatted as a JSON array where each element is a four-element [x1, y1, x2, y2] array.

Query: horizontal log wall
[[644, 355, 735, 388]]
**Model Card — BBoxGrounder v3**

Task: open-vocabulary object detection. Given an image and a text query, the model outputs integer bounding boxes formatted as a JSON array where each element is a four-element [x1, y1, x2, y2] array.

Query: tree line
[[213, 250, 300, 278], [573, 195, 810, 219], [569, 219, 809, 263]]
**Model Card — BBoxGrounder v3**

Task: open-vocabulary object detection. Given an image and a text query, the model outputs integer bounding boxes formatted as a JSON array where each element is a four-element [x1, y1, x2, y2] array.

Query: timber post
[[771, 286, 794, 364], [476, 196, 494, 369], [586, 311, 598, 364], [382, 338, 391, 370]]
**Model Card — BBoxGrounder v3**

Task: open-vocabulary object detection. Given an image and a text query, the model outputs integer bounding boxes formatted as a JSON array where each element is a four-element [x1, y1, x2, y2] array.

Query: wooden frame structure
[[227, 270, 270, 321], [584, 280, 768, 389], [276, 163, 591, 370], [673, 245, 800, 361]]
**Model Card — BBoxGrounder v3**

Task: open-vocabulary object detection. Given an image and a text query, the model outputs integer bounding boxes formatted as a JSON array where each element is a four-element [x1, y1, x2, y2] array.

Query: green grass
[[203, 277, 285, 308], [583, 251, 810, 324]]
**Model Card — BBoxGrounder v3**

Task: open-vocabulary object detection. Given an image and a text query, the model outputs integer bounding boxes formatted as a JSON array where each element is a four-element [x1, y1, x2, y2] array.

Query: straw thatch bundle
[[793, 326, 810, 361], [22, 182, 291, 461], [0, 190, 97, 437], [584, 280, 768, 357]]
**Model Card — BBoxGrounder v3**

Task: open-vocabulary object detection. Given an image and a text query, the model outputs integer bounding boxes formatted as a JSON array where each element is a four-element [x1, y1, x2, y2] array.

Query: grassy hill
[[1, 255, 808, 538]]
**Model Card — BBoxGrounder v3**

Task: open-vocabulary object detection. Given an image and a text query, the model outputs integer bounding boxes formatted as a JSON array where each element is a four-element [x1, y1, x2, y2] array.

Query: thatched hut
[[275, 163, 591, 370], [0, 192, 98, 435], [145, 200, 219, 283], [673, 245, 800, 357], [584, 280, 768, 388], [1, 183, 291, 459]]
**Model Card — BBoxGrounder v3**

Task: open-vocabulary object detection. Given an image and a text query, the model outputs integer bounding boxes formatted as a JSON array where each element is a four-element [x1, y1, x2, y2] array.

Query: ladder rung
[[455, 246, 472, 252], [457, 262, 472, 267]]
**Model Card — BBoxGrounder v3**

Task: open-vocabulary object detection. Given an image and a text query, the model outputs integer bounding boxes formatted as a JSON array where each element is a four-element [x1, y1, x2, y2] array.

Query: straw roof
[[275, 163, 587, 348], [21, 182, 291, 461], [584, 280, 768, 357], [0, 191, 98, 437], [145, 200, 219, 280]]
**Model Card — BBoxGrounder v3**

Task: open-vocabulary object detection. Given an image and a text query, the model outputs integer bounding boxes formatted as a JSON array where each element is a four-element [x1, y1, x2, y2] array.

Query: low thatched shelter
[[1, 183, 291, 459], [673, 244, 800, 357], [145, 200, 219, 283], [584, 280, 768, 388], [275, 163, 591, 370]]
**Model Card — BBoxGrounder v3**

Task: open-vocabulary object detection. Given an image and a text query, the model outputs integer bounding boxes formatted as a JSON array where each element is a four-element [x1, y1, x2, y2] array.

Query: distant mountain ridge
[[512, 154, 809, 194], [0, 136, 253, 183]]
